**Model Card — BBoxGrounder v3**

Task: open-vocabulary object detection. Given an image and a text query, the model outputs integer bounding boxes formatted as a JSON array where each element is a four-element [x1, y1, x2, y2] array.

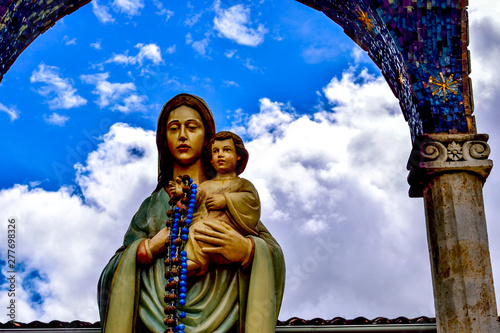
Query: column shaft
[[423, 172, 498, 332], [408, 134, 498, 333]]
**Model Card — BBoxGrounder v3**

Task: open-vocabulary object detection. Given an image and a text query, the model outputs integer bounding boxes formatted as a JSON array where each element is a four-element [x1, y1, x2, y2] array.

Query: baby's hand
[[168, 177, 183, 196], [205, 194, 226, 211]]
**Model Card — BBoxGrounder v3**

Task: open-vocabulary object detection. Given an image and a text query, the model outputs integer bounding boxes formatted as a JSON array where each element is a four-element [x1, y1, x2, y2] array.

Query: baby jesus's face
[[211, 138, 241, 175]]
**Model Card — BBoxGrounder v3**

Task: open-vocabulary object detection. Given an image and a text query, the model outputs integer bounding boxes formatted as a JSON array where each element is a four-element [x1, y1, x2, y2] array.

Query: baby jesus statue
[[169, 131, 260, 277]]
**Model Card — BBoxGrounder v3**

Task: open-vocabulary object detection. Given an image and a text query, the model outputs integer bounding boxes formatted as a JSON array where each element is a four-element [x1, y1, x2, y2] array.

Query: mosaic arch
[[0, 0, 473, 140]]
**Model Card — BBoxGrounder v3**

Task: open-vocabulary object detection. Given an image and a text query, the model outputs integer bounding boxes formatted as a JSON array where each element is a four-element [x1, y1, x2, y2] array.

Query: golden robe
[[186, 177, 260, 275]]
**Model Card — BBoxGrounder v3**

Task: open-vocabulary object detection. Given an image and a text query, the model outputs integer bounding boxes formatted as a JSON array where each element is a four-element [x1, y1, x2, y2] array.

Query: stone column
[[408, 133, 499, 333]]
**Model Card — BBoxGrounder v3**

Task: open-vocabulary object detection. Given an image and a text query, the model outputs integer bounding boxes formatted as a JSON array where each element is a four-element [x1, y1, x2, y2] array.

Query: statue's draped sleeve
[[98, 196, 151, 333], [224, 178, 260, 236]]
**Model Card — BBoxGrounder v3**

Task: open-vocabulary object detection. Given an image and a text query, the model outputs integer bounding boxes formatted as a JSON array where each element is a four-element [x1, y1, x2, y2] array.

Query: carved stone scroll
[[407, 134, 493, 198]]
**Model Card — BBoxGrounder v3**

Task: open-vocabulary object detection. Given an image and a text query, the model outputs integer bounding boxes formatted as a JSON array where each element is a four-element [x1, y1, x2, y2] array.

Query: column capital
[[407, 134, 493, 197]]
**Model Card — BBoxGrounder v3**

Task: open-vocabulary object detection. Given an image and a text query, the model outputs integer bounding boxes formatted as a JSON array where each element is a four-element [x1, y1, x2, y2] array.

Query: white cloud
[[112, 0, 144, 16], [272, 28, 284, 42], [90, 40, 102, 50], [185, 32, 193, 45], [302, 46, 333, 64], [62, 36, 76, 46], [214, 1, 267, 47], [186, 33, 210, 56], [166, 45, 176, 54], [105, 43, 163, 66], [469, 1, 500, 111], [301, 42, 350, 64], [192, 38, 210, 56], [0, 123, 157, 322], [185, 11, 203, 27], [92, 0, 115, 24], [228, 68, 431, 320], [161, 9, 174, 21], [136, 43, 163, 65], [243, 58, 258, 71], [74, 123, 157, 217], [112, 94, 148, 113], [80, 72, 148, 113], [225, 49, 237, 58], [468, 0, 500, 315], [30, 63, 87, 110], [44, 112, 69, 126], [223, 80, 239, 87], [0, 102, 20, 121], [105, 53, 132, 65], [223, 49, 259, 72], [350, 46, 371, 64], [152, 0, 174, 21], [241, 98, 295, 138]]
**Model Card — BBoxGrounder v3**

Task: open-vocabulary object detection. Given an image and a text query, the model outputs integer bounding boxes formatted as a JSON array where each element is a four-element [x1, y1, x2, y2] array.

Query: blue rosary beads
[[164, 175, 197, 333]]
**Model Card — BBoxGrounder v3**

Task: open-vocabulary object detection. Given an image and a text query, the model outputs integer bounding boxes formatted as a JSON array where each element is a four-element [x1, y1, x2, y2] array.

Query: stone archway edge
[[0, 0, 91, 82]]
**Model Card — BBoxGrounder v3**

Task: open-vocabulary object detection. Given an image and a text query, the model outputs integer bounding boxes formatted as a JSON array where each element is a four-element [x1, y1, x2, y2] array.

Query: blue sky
[[0, 0, 361, 190], [1, 0, 500, 325]]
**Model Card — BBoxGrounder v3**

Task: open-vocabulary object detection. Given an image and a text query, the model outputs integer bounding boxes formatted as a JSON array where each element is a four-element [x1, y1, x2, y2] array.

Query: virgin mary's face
[[166, 105, 206, 166]]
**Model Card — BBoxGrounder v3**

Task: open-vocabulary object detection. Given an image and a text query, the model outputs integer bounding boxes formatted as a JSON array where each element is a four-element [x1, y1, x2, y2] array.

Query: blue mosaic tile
[[299, 0, 473, 139]]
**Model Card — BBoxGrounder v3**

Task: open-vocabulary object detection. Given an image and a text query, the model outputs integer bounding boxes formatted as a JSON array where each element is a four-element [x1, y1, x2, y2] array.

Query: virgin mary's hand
[[149, 227, 170, 256], [194, 221, 253, 264]]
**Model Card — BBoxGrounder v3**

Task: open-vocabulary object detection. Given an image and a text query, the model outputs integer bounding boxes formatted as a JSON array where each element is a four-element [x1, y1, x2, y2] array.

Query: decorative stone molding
[[407, 134, 493, 197]]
